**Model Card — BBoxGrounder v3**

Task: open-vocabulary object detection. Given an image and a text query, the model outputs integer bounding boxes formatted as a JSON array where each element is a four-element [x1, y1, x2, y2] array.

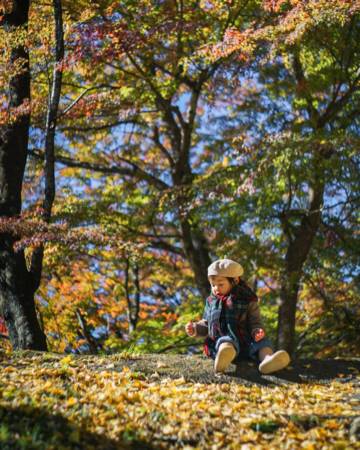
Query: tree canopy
[[0, 0, 359, 357]]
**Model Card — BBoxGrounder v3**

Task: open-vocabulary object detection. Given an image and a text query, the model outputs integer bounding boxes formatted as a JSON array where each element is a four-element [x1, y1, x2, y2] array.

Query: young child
[[185, 258, 290, 374]]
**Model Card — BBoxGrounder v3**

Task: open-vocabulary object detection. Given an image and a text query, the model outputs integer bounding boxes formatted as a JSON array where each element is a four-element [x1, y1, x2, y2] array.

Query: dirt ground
[[3, 351, 360, 387], [55, 352, 360, 391], [97, 353, 359, 384]]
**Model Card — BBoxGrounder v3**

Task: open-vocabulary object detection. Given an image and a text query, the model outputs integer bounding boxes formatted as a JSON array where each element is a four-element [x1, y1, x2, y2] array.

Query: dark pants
[[204, 334, 274, 362]]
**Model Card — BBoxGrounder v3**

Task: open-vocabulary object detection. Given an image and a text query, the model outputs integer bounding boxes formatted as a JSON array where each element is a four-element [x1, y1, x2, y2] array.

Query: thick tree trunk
[[0, 243, 47, 349], [277, 270, 301, 354], [277, 170, 325, 355], [180, 220, 211, 298], [0, 1, 47, 350]]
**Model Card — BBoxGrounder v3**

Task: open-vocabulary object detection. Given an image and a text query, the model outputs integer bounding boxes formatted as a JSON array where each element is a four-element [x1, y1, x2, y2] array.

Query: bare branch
[[59, 86, 97, 117], [152, 126, 175, 167], [60, 118, 146, 132], [125, 52, 182, 153], [28, 148, 170, 191]]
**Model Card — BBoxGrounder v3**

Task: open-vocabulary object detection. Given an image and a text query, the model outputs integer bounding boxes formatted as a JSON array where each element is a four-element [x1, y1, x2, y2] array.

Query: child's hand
[[185, 322, 197, 337], [253, 328, 265, 342]]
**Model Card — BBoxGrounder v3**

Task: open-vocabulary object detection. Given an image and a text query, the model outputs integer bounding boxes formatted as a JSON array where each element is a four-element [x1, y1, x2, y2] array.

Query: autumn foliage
[[0, 0, 359, 357]]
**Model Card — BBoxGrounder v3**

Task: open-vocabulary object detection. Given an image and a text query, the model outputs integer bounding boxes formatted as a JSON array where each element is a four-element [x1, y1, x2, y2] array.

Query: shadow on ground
[[0, 404, 154, 450], [231, 357, 360, 386], [95, 354, 360, 387]]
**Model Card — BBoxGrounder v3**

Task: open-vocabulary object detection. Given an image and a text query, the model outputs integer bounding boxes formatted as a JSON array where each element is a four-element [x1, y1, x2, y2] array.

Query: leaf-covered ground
[[0, 351, 359, 449]]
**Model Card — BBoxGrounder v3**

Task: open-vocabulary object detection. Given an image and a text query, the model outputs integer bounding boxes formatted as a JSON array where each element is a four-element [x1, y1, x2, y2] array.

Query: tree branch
[[28, 148, 170, 191], [60, 119, 144, 132], [318, 75, 360, 128], [292, 54, 319, 126], [76, 309, 99, 354], [125, 52, 182, 153], [59, 86, 99, 117], [152, 126, 175, 167], [30, 0, 64, 292]]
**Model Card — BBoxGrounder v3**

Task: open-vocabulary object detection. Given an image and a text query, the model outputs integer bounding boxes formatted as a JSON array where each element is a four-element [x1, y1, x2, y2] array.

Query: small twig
[[58, 87, 95, 117]]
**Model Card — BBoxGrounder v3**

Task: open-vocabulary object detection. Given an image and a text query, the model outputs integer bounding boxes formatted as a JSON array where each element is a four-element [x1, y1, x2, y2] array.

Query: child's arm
[[194, 319, 208, 336], [248, 301, 265, 341], [185, 319, 208, 337], [185, 298, 210, 337]]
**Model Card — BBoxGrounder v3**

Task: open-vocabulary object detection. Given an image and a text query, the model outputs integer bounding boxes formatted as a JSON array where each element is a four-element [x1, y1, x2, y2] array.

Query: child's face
[[209, 276, 233, 296]]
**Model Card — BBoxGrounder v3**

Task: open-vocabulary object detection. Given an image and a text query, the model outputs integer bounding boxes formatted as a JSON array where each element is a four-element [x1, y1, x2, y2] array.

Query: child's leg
[[258, 347, 290, 374], [258, 346, 273, 361], [214, 342, 237, 373]]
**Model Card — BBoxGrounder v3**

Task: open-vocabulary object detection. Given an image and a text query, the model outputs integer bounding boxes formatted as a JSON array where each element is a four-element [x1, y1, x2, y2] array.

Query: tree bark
[[0, 1, 47, 350], [76, 309, 99, 354], [30, 0, 64, 292], [277, 164, 325, 355], [277, 269, 301, 355], [180, 220, 211, 298], [124, 259, 141, 333]]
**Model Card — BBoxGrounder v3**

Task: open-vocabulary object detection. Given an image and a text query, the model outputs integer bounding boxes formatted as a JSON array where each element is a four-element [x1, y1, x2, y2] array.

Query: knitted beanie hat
[[207, 258, 244, 278]]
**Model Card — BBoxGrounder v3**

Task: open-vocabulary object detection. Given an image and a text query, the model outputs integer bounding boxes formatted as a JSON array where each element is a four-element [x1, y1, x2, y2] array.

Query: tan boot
[[259, 350, 290, 374], [214, 342, 236, 373]]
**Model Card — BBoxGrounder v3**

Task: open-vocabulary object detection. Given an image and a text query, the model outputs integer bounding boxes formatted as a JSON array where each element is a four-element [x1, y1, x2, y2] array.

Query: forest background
[[0, 0, 359, 359]]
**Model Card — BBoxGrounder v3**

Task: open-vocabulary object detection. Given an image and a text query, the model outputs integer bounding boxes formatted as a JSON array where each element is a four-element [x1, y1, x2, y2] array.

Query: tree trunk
[[29, 0, 64, 292], [0, 1, 47, 350], [0, 244, 47, 349], [180, 220, 211, 298], [125, 259, 141, 333], [277, 269, 301, 354], [277, 169, 325, 355], [76, 309, 99, 354]]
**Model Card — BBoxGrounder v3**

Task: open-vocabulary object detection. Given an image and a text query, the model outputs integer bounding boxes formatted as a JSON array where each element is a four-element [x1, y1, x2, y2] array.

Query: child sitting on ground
[[185, 258, 290, 374]]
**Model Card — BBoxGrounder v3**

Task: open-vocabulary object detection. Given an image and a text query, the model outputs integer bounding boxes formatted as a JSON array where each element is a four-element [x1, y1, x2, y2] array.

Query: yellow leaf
[[302, 444, 316, 450], [66, 397, 77, 407], [162, 425, 174, 434], [333, 441, 350, 450], [60, 355, 74, 366], [49, 387, 66, 396], [324, 420, 340, 430]]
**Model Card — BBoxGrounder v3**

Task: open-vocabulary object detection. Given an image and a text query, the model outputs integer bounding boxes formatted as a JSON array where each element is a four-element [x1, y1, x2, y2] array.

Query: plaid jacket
[[194, 281, 263, 345]]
